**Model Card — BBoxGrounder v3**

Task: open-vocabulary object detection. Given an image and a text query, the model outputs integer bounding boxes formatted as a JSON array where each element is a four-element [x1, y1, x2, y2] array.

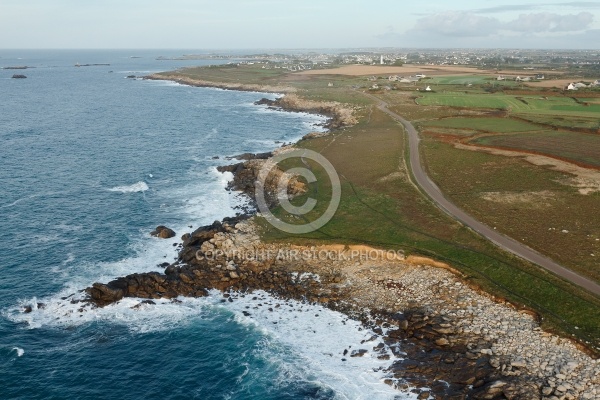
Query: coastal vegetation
[[152, 63, 600, 354]]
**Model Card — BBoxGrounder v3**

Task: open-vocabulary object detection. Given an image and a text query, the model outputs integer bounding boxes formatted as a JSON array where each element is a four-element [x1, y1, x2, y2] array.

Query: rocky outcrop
[[217, 155, 307, 209], [254, 95, 357, 129], [11, 74, 27, 79], [229, 152, 272, 161], [302, 132, 329, 140], [144, 74, 357, 130], [150, 225, 176, 239], [83, 218, 600, 399]]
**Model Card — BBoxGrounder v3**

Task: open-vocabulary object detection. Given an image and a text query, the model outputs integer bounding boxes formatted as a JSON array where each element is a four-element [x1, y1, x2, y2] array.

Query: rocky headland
[[85, 216, 600, 399], [144, 74, 358, 130]]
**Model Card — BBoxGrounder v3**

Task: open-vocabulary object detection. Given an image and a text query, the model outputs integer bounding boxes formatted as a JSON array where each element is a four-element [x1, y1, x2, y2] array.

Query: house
[[425, 86, 432, 91], [593, 79, 600, 86], [399, 78, 412, 83], [566, 83, 577, 90], [497, 75, 505, 81], [371, 84, 379, 89], [415, 74, 426, 78], [388, 75, 399, 81], [535, 74, 545, 80], [574, 82, 587, 88], [328, 82, 334, 87]]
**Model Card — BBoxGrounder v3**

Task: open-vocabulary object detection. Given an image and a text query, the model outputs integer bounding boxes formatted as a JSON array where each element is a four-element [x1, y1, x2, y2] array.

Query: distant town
[[157, 48, 600, 78]]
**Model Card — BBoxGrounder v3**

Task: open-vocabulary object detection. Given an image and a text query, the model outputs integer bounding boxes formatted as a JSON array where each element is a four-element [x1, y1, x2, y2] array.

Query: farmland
[[472, 131, 600, 168], [419, 117, 541, 133], [417, 92, 600, 118], [426, 75, 517, 86]]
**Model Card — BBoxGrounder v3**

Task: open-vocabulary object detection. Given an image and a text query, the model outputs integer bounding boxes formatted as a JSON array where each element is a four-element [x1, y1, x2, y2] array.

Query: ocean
[[0, 50, 407, 399]]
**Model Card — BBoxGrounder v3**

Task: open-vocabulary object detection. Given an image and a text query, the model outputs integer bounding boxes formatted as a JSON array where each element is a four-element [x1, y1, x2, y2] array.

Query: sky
[[1, 0, 599, 49]]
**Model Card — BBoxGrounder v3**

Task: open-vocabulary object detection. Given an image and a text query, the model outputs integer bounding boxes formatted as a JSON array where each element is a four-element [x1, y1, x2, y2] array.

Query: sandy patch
[[377, 171, 405, 183], [480, 190, 556, 206], [405, 255, 452, 270], [455, 143, 600, 194]]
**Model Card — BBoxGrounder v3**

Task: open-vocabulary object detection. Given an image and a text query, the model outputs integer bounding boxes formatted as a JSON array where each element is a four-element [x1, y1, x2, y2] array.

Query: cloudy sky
[[1, 0, 599, 49]]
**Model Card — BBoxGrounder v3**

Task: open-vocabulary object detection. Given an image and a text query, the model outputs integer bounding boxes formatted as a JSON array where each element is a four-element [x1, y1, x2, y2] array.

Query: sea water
[[0, 50, 409, 399]]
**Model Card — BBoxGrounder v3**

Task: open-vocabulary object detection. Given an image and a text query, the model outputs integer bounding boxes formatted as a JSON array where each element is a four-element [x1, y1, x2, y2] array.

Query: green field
[[516, 114, 600, 130], [159, 64, 289, 84], [417, 92, 600, 117], [472, 131, 600, 167], [427, 75, 517, 86], [420, 117, 541, 133]]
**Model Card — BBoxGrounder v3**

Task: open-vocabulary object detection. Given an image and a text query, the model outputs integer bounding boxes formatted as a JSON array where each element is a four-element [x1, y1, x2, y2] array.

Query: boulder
[[87, 282, 126, 306], [151, 225, 176, 239]]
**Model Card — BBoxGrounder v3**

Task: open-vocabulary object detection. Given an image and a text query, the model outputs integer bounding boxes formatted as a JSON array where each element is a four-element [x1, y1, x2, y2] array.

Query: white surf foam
[[108, 181, 149, 193], [220, 291, 409, 399], [9, 288, 414, 397], [0, 194, 44, 209], [6, 290, 412, 398], [12, 347, 24, 357]]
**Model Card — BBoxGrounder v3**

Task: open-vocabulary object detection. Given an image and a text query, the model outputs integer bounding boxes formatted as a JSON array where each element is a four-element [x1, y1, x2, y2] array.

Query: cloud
[[555, 1, 600, 8], [410, 11, 501, 37], [475, 5, 539, 14], [475, 2, 600, 14], [505, 11, 594, 32], [404, 10, 594, 38]]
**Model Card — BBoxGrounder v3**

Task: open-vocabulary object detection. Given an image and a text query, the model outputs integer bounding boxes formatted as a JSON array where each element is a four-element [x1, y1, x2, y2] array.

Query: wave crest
[[108, 181, 149, 193]]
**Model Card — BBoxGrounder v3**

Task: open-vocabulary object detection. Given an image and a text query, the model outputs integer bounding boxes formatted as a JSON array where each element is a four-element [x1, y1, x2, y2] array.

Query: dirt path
[[360, 91, 600, 297]]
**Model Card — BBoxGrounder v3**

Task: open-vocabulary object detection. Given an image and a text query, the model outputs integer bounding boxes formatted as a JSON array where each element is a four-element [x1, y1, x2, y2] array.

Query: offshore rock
[[151, 225, 176, 239]]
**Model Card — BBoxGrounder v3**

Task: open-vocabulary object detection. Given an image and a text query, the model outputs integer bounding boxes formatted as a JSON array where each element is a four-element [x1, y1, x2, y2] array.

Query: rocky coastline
[[144, 74, 358, 130], [74, 77, 599, 398], [85, 217, 600, 399]]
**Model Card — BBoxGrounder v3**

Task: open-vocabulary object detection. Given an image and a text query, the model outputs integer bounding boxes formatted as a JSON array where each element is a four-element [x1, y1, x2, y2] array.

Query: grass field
[[426, 75, 518, 86], [417, 92, 600, 117], [419, 117, 541, 133], [421, 139, 600, 281], [262, 113, 600, 351], [472, 131, 600, 168], [516, 114, 600, 130], [161, 64, 600, 352], [159, 64, 289, 84]]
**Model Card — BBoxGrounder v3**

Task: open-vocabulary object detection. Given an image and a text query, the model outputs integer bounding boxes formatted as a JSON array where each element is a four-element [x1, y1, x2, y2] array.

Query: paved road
[[364, 93, 600, 296]]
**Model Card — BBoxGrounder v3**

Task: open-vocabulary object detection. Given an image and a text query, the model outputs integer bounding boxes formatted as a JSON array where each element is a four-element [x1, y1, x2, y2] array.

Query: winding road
[[364, 93, 600, 296]]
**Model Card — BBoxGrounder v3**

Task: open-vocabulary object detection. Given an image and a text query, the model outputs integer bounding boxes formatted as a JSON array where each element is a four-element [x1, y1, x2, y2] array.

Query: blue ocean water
[[0, 50, 405, 399]]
